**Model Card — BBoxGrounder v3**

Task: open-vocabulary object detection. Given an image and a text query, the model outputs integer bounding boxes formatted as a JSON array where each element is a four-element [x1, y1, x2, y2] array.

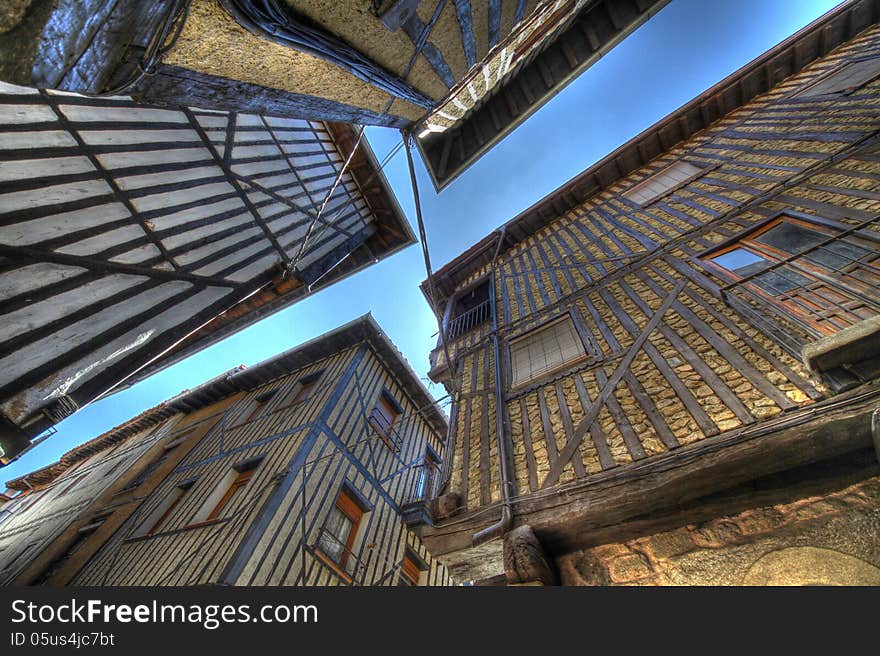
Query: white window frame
[[622, 160, 707, 207]]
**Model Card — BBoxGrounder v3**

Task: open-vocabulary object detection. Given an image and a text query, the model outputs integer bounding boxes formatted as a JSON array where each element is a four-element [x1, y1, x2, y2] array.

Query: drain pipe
[[472, 257, 513, 546]]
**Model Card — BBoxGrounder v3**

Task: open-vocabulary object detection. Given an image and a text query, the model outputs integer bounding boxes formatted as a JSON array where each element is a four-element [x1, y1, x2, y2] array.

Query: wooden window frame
[[697, 211, 880, 337], [443, 276, 493, 341], [205, 459, 261, 522], [414, 447, 441, 501], [235, 389, 277, 427], [315, 484, 370, 581], [116, 430, 192, 495], [32, 513, 111, 584], [369, 389, 403, 450], [398, 548, 428, 587], [508, 312, 590, 389], [790, 55, 880, 99], [146, 479, 196, 535], [286, 370, 324, 407]]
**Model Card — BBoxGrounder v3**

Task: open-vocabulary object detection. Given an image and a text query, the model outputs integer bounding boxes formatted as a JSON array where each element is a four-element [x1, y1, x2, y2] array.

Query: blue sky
[[2, 0, 844, 485]]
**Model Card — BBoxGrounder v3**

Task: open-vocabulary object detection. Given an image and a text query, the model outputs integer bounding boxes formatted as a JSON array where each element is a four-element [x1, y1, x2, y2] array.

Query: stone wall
[[558, 475, 880, 585]]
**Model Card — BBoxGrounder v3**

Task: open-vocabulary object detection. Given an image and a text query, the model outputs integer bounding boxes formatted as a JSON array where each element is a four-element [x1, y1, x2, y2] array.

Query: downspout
[[472, 229, 513, 546]]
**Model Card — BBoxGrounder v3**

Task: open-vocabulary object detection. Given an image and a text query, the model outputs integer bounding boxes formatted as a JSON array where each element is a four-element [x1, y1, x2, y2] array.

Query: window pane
[[753, 221, 873, 270], [754, 222, 827, 254], [711, 248, 768, 274], [319, 507, 352, 564], [797, 57, 880, 96], [623, 161, 703, 205], [751, 268, 814, 294], [803, 241, 873, 270]]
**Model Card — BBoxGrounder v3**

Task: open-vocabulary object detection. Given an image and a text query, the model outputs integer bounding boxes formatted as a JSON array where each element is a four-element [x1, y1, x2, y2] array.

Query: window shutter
[[511, 316, 587, 386], [623, 161, 704, 206]]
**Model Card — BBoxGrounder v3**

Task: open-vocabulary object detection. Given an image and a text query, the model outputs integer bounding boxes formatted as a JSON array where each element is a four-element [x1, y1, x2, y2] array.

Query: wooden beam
[[219, 0, 435, 107], [488, 0, 502, 49], [503, 525, 556, 585], [454, 0, 478, 68], [422, 384, 880, 562], [542, 279, 686, 487]]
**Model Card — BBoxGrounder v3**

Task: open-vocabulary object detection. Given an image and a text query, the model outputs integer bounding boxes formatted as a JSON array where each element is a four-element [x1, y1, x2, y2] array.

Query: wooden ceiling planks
[[417, 0, 673, 190]]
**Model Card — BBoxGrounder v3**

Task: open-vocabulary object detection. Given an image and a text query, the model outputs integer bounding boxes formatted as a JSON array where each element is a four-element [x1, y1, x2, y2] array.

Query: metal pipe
[[472, 265, 513, 546]]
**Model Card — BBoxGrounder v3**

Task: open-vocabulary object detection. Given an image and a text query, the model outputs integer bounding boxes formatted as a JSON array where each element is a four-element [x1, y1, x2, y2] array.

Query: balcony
[[400, 461, 441, 529], [311, 527, 364, 585], [447, 299, 491, 340]]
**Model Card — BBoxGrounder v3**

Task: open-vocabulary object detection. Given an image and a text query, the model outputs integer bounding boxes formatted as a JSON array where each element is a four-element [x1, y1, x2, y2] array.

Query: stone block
[[608, 553, 653, 583]]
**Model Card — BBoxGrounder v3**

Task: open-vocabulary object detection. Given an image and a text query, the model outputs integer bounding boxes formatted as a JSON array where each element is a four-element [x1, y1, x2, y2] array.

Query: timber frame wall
[[0, 82, 412, 457], [0, 414, 183, 585], [8, 394, 242, 586], [419, 5, 880, 580], [46, 318, 452, 586]]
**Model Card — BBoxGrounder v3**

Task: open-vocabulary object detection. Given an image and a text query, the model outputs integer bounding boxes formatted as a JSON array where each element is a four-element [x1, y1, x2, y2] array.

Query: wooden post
[[503, 525, 557, 586]]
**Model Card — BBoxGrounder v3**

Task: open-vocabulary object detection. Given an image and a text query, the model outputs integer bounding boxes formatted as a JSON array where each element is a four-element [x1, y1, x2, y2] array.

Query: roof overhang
[[415, 0, 673, 190], [7, 314, 447, 489], [113, 123, 416, 394]]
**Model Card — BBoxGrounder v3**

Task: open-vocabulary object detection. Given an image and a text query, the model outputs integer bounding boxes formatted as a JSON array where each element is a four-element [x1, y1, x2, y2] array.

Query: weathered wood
[[598, 287, 719, 437], [555, 383, 587, 478], [428, 493, 462, 521], [503, 524, 557, 585], [421, 384, 880, 566]]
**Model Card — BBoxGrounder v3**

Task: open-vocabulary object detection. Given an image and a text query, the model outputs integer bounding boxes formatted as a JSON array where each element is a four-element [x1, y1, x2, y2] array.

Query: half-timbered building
[[0, 82, 412, 464], [0, 389, 218, 586], [1, 315, 451, 586], [415, 0, 880, 585], [0, 0, 670, 187]]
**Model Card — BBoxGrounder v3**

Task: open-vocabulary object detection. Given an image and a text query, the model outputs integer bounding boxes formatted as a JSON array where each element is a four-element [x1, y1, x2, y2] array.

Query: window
[[144, 479, 196, 535], [413, 449, 440, 502], [369, 391, 401, 449], [623, 160, 705, 206], [702, 214, 880, 336], [205, 460, 260, 521], [31, 514, 108, 584], [398, 549, 428, 586], [117, 431, 191, 494], [794, 57, 880, 98], [446, 280, 491, 339], [238, 389, 277, 425], [510, 315, 588, 387], [316, 486, 368, 574], [288, 371, 322, 405]]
